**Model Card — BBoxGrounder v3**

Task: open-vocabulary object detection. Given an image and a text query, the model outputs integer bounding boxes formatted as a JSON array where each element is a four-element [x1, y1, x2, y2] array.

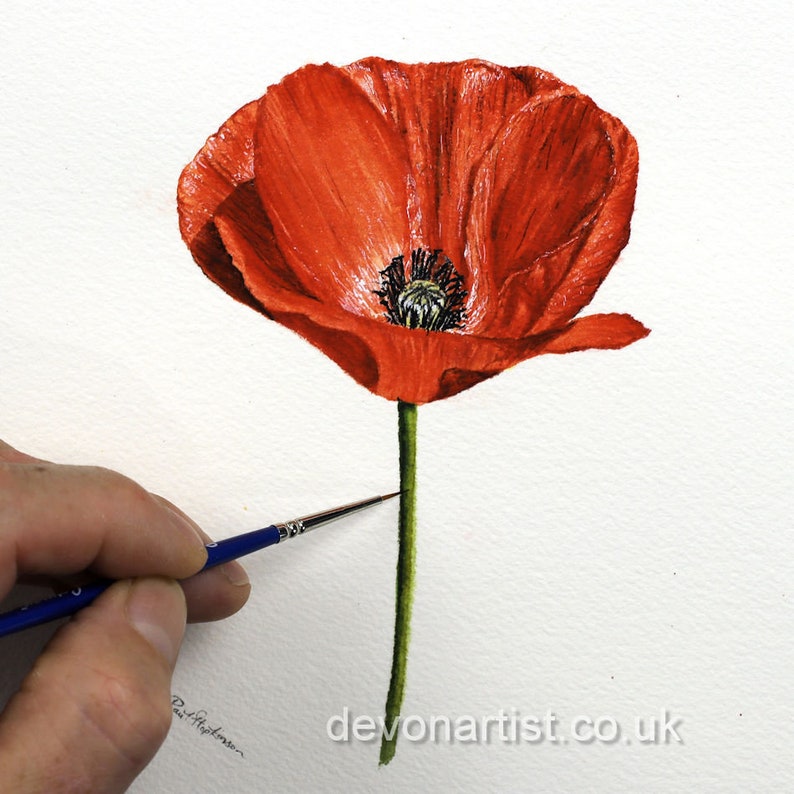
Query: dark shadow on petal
[[272, 311, 380, 392], [507, 65, 573, 97], [186, 180, 319, 317], [215, 182, 318, 299], [188, 219, 269, 315], [436, 367, 501, 401]]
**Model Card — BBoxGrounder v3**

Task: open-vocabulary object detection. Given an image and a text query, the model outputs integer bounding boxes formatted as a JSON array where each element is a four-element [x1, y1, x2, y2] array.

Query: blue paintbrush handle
[[0, 491, 396, 639], [203, 524, 281, 567], [0, 580, 116, 636], [0, 525, 282, 639]]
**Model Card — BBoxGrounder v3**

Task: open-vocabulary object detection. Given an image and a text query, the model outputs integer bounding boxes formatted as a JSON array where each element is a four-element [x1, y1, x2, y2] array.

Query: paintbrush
[[0, 492, 399, 638]]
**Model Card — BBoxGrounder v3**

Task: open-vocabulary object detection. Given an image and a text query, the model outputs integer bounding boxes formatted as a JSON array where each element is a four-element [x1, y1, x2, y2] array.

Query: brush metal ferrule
[[276, 519, 307, 541], [274, 494, 392, 542]]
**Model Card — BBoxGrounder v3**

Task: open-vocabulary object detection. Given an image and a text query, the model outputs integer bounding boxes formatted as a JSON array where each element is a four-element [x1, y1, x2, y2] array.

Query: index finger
[[0, 460, 208, 599], [0, 439, 47, 464]]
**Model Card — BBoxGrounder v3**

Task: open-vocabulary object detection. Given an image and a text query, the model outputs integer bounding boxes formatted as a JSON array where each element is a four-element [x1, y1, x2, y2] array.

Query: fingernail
[[126, 578, 186, 667], [220, 560, 250, 587]]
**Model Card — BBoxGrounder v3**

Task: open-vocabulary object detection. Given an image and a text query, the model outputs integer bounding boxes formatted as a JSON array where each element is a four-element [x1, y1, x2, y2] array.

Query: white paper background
[[1, 1, 792, 791]]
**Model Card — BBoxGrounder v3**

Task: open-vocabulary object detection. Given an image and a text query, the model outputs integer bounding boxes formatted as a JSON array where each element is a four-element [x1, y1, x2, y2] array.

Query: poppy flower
[[177, 58, 648, 766], [177, 57, 648, 406]]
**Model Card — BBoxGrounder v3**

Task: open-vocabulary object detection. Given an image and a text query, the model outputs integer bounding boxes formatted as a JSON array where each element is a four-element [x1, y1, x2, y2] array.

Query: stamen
[[375, 248, 467, 332]]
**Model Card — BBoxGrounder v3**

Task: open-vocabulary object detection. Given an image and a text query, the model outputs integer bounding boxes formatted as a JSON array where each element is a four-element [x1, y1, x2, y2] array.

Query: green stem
[[379, 400, 418, 766]]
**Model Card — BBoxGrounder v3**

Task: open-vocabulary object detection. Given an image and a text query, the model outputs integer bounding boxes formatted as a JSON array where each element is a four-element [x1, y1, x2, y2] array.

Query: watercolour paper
[[1, 2, 792, 791]]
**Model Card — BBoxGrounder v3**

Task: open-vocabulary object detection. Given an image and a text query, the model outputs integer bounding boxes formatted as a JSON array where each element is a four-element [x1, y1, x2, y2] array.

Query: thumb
[[0, 577, 186, 793]]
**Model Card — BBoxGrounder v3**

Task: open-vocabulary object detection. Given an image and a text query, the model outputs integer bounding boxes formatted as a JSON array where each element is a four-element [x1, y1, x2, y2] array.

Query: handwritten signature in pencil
[[171, 694, 245, 758]]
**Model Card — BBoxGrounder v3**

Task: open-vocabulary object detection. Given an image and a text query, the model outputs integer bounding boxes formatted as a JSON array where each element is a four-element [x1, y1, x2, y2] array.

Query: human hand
[[0, 440, 250, 792]]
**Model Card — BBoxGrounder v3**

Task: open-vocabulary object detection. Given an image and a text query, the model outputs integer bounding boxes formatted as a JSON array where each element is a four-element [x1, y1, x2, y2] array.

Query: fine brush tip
[[381, 490, 403, 501]]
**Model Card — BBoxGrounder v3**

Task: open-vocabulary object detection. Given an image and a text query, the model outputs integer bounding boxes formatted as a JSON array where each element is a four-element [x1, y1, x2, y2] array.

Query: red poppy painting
[[177, 57, 648, 764]]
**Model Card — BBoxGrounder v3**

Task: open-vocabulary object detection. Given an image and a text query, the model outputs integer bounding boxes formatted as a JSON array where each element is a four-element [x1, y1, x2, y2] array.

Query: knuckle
[[87, 465, 140, 494], [0, 462, 34, 532], [86, 465, 154, 513]]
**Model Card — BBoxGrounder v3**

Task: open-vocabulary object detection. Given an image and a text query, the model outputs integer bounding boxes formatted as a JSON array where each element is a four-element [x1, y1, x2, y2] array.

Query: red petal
[[467, 94, 616, 334], [508, 65, 578, 96], [343, 59, 537, 285], [254, 64, 411, 319], [216, 208, 648, 403], [214, 208, 378, 392], [177, 101, 265, 311], [178, 97, 323, 307], [536, 312, 650, 354], [214, 182, 318, 298], [178, 60, 648, 405], [178, 100, 257, 250], [532, 115, 639, 331], [212, 210, 519, 402]]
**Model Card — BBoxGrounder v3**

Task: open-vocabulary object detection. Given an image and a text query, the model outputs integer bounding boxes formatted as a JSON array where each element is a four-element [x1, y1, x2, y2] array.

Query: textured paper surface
[[1, 2, 792, 791]]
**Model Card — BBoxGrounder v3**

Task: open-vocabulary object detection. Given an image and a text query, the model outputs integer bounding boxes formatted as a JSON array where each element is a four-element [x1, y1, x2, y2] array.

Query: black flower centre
[[375, 248, 467, 332]]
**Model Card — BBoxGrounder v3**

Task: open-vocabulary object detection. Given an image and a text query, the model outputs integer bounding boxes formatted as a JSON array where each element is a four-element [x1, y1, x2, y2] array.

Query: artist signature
[[171, 694, 244, 758]]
